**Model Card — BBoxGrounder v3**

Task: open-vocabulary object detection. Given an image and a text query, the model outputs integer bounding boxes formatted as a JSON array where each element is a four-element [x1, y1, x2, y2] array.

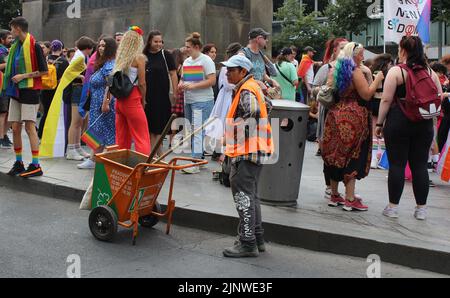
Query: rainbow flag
[[81, 114, 105, 150], [183, 66, 204, 82], [417, 0, 432, 44], [81, 129, 102, 151]]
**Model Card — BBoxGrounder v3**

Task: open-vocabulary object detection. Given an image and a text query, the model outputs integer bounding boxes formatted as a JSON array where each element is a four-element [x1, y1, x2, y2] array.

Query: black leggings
[[384, 106, 434, 206]]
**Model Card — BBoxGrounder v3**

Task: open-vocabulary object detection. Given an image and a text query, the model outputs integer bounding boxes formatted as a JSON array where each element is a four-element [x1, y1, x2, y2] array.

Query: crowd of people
[[1, 16, 449, 258]]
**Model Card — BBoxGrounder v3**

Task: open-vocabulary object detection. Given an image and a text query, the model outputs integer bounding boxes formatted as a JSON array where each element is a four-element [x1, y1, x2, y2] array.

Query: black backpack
[[107, 71, 138, 99]]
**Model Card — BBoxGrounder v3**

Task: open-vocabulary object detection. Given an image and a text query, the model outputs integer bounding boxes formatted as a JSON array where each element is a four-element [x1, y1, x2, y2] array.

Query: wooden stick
[[146, 114, 177, 164], [154, 117, 217, 164]]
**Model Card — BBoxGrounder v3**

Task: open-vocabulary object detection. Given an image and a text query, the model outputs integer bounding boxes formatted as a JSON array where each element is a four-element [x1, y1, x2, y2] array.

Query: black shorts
[[0, 95, 9, 113], [371, 98, 381, 117], [15, 89, 40, 105], [71, 85, 83, 105]]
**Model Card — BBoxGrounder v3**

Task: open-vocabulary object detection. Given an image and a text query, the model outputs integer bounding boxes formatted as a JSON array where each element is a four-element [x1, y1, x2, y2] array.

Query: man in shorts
[[3, 17, 48, 177], [0, 29, 13, 148]]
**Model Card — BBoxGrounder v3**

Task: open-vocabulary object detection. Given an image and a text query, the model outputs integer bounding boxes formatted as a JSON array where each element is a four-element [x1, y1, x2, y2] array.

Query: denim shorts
[[71, 85, 83, 106]]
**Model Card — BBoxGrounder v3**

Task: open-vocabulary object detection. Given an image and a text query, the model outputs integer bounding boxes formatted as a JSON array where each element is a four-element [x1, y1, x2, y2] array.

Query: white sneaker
[[77, 159, 95, 169], [66, 149, 85, 161], [77, 147, 91, 158], [414, 207, 427, 220], [382, 205, 399, 218], [182, 166, 200, 174]]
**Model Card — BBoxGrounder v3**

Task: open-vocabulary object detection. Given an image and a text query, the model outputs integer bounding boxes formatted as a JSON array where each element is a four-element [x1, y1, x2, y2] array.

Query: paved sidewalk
[[1, 133, 450, 275]]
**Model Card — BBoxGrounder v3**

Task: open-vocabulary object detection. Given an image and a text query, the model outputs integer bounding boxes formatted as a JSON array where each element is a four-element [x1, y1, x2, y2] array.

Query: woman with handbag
[[273, 47, 298, 101], [77, 37, 117, 169], [143, 30, 178, 157], [113, 26, 151, 155], [322, 42, 384, 211]]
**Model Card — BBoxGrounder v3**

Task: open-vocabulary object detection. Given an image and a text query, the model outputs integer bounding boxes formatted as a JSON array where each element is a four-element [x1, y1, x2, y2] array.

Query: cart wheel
[[89, 205, 118, 242], [138, 202, 162, 228]]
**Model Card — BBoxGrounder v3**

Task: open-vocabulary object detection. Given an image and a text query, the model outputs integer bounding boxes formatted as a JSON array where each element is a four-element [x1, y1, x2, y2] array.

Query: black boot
[[223, 241, 258, 258]]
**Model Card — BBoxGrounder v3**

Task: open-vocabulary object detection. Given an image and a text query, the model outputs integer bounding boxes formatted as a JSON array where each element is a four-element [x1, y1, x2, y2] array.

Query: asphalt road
[[0, 186, 445, 278]]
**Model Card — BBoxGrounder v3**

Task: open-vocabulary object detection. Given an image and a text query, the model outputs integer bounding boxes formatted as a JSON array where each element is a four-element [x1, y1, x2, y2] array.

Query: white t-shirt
[[182, 53, 216, 104]]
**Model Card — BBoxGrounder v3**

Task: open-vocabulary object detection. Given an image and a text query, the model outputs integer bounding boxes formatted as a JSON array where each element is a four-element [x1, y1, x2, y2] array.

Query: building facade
[[22, 0, 273, 58]]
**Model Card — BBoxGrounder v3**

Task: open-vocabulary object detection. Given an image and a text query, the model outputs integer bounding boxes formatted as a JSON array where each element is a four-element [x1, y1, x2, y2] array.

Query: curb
[[2, 172, 450, 275]]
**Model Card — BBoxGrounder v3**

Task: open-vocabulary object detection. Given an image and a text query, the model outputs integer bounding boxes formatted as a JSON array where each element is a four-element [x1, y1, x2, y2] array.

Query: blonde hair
[[113, 30, 144, 74], [338, 42, 364, 61]]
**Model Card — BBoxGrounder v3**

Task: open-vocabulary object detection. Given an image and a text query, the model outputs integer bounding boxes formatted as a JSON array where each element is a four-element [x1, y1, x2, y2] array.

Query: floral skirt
[[322, 100, 372, 183]]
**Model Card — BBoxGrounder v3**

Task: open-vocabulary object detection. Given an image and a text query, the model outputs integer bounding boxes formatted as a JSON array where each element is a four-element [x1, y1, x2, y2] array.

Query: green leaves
[[273, 0, 329, 54], [0, 0, 21, 29]]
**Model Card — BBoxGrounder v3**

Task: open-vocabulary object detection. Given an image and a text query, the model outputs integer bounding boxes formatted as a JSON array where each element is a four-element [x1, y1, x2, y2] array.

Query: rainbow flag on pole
[[81, 114, 105, 150], [183, 66, 204, 82]]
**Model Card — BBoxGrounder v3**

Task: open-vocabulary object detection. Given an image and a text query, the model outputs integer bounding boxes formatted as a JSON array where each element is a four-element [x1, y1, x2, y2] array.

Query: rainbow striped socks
[[32, 150, 39, 166], [15, 147, 22, 162]]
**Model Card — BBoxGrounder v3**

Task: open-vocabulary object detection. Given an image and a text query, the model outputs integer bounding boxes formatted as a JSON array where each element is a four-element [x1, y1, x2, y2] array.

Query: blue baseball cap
[[221, 55, 253, 72]]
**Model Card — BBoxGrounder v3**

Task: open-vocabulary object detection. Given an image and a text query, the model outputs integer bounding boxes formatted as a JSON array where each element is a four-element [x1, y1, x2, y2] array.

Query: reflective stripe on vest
[[225, 78, 274, 158]]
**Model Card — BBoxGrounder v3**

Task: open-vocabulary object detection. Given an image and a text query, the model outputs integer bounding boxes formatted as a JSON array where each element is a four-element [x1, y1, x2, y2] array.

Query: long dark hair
[[399, 36, 427, 69], [94, 37, 117, 71], [371, 53, 394, 77], [143, 30, 162, 55]]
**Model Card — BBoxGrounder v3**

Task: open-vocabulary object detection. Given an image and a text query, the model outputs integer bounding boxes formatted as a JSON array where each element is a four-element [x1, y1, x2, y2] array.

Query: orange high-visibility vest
[[225, 78, 274, 158]]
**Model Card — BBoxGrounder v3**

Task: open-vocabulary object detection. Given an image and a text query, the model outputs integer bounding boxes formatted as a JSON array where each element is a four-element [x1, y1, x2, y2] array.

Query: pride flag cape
[[297, 55, 313, 79], [183, 66, 204, 82], [2, 33, 42, 91], [40, 56, 86, 158]]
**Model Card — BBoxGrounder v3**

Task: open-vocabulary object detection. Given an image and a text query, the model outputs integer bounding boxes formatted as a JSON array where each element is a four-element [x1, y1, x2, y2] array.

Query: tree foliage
[[323, 0, 371, 37], [273, 0, 330, 55], [0, 0, 21, 29]]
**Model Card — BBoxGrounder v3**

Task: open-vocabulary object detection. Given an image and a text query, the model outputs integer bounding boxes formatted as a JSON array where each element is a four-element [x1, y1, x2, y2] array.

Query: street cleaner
[[221, 55, 274, 258]]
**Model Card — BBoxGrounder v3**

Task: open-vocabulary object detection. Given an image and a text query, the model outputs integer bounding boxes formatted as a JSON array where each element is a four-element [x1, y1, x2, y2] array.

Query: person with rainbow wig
[[321, 42, 384, 212]]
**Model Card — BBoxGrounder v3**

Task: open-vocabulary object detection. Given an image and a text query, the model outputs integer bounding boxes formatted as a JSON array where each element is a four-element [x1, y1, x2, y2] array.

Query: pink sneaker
[[328, 194, 346, 207], [343, 198, 368, 211]]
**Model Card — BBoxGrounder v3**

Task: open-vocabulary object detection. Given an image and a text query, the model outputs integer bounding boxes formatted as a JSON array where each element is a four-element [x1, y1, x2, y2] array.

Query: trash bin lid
[[270, 100, 310, 111]]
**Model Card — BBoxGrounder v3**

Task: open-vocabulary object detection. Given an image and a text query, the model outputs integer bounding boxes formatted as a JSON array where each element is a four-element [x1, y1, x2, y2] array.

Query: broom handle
[[154, 117, 217, 164], [146, 114, 178, 164]]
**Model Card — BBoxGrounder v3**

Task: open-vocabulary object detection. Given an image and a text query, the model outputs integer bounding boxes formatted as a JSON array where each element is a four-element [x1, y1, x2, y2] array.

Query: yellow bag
[[41, 63, 58, 90]]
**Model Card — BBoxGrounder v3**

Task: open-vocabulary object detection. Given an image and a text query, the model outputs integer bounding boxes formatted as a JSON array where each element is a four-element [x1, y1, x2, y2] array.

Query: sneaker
[[328, 194, 346, 207], [414, 207, 427, 220], [182, 166, 200, 174], [429, 180, 436, 188], [77, 147, 91, 158], [324, 187, 332, 200], [223, 242, 259, 258], [315, 149, 321, 157], [382, 205, 399, 218], [19, 164, 43, 178], [3, 135, 12, 146], [0, 138, 11, 149], [343, 198, 369, 212], [427, 162, 434, 173], [7, 161, 25, 176], [77, 158, 95, 170], [66, 149, 85, 161]]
